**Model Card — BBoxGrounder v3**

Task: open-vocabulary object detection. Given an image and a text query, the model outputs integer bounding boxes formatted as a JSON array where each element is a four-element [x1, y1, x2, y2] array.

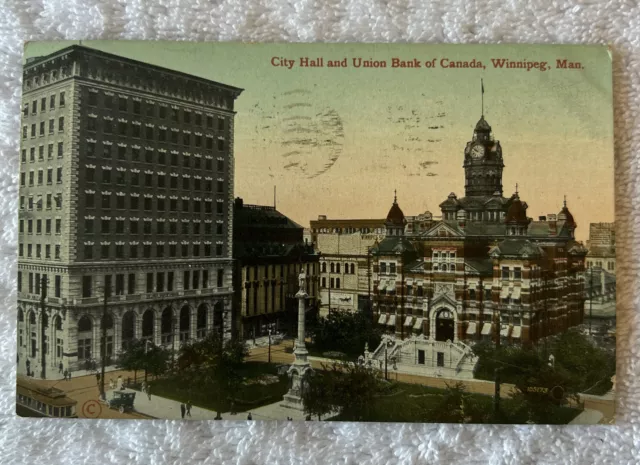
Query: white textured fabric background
[[0, 1, 638, 464]]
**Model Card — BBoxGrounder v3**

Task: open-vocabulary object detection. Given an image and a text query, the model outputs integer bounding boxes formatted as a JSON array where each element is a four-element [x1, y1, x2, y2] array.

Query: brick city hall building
[[17, 45, 242, 376], [370, 114, 588, 374]]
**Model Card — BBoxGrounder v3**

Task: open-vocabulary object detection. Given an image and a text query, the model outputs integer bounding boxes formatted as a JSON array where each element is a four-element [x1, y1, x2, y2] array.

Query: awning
[[377, 314, 387, 325], [512, 286, 521, 300], [405, 278, 413, 285], [512, 326, 522, 338], [500, 287, 510, 298], [415, 280, 424, 286], [481, 323, 492, 335], [466, 322, 477, 335], [500, 325, 511, 337], [378, 281, 387, 292], [413, 317, 423, 330], [387, 315, 396, 326], [403, 316, 413, 327], [387, 280, 396, 292]]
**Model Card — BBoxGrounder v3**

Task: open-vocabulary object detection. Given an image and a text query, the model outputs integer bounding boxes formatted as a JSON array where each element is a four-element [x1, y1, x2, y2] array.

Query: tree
[[302, 361, 382, 421], [117, 339, 147, 383], [177, 332, 248, 419], [310, 310, 382, 358], [426, 382, 487, 424]]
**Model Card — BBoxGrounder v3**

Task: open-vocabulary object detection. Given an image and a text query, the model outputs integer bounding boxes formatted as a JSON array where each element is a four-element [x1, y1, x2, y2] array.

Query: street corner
[[81, 399, 103, 418]]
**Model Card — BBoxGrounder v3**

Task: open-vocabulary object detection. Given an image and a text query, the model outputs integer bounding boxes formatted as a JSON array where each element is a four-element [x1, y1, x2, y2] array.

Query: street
[[19, 370, 151, 419]]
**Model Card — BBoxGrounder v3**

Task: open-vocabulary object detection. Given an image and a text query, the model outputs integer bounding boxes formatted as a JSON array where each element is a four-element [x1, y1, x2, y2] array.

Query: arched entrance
[[52, 315, 63, 369], [142, 309, 155, 342], [121, 311, 136, 351], [196, 304, 208, 338], [435, 309, 455, 342], [160, 307, 174, 345], [179, 305, 190, 342], [77, 315, 93, 361], [28, 311, 37, 358], [213, 301, 224, 338], [101, 313, 114, 363]]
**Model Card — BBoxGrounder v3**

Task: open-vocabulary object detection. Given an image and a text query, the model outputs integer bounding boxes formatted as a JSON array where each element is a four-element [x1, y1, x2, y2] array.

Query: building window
[[119, 97, 127, 111], [84, 245, 93, 259], [101, 244, 109, 259], [514, 267, 522, 280], [146, 273, 154, 292], [217, 269, 224, 287], [57, 142, 63, 158], [501, 267, 509, 279], [82, 276, 92, 297], [130, 244, 138, 259], [58, 117, 64, 132]]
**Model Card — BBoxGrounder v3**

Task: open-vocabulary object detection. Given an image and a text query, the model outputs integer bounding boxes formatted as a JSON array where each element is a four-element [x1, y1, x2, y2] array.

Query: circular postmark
[[82, 399, 102, 418]]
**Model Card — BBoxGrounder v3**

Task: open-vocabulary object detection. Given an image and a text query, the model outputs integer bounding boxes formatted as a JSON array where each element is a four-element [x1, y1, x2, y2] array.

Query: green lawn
[[145, 362, 289, 413], [332, 381, 581, 424]]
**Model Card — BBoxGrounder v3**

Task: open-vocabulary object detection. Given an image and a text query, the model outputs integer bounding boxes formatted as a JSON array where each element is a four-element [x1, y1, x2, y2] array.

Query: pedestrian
[[68, 370, 72, 380], [117, 375, 123, 390], [147, 385, 151, 401], [96, 372, 101, 384], [63, 369, 68, 381], [58, 362, 63, 374], [109, 378, 115, 391], [180, 403, 186, 419], [186, 401, 192, 417], [247, 412, 252, 420]]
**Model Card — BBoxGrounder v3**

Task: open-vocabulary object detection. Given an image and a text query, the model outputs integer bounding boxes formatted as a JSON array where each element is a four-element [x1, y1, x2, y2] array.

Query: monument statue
[[298, 269, 306, 291]]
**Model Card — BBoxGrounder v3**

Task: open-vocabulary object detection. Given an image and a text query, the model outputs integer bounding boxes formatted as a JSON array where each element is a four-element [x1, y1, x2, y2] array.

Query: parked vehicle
[[107, 391, 136, 413]]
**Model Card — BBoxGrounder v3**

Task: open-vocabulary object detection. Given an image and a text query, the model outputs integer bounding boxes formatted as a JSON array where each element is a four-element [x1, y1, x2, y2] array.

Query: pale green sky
[[26, 42, 614, 241]]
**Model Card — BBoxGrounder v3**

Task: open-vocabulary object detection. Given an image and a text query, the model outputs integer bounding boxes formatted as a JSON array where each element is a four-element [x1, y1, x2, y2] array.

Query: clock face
[[470, 144, 485, 159]]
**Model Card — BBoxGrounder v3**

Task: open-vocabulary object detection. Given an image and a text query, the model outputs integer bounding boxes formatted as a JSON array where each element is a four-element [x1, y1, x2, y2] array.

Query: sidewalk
[[107, 388, 309, 421]]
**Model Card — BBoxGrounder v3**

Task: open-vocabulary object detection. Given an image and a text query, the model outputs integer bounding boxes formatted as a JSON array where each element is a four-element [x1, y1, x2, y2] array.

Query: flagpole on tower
[[481, 78, 484, 117]]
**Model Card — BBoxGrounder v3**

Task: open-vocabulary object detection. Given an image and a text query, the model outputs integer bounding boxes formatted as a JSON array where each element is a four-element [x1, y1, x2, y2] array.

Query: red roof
[[386, 201, 406, 225]]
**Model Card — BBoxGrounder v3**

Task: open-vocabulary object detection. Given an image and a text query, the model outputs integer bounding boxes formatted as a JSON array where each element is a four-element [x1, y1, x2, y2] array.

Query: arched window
[[196, 304, 208, 338], [18, 309, 24, 322], [450, 264, 455, 272], [161, 307, 173, 344], [142, 309, 154, 340], [179, 305, 190, 341], [77, 316, 92, 332], [433, 264, 439, 271], [350, 263, 355, 274], [29, 312, 36, 325], [330, 263, 335, 273], [322, 262, 327, 273], [321, 277, 326, 288], [336, 263, 341, 273]]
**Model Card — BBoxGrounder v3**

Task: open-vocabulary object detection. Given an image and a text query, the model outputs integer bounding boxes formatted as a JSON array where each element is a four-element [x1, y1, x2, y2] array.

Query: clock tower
[[463, 115, 504, 197]]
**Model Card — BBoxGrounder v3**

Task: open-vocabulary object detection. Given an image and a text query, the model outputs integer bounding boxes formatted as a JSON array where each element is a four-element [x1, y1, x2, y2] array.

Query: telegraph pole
[[400, 258, 405, 339], [589, 266, 593, 336], [40, 275, 47, 379], [100, 284, 110, 400], [493, 367, 502, 417]]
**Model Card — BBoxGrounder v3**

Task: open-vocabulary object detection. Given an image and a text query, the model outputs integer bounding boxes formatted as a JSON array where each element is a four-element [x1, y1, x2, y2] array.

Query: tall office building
[[17, 45, 243, 376]]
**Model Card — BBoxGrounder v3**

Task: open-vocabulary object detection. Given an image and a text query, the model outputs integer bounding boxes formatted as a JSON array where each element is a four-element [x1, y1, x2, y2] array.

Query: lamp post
[[99, 284, 111, 400]]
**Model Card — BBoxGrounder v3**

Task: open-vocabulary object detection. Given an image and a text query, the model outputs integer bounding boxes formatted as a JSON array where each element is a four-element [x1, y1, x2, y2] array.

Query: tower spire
[[564, 194, 567, 208], [394, 189, 397, 204]]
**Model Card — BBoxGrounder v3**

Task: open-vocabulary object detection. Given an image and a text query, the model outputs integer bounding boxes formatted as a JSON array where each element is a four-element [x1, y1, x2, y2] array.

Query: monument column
[[281, 269, 313, 411]]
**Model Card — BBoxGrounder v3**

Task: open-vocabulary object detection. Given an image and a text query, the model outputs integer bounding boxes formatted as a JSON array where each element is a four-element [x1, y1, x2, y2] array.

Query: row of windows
[[19, 218, 62, 235], [85, 142, 224, 170], [86, 117, 226, 151], [85, 91, 227, 130], [321, 262, 356, 274], [501, 267, 523, 280], [22, 117, 64, 139], [81, 242, 224, 260], [18, 243, 61, 260], [81, 268, 225, 298], [19, 193, 63, 210], [321, 277, 342, 289], [20, 168, 63, 186], [82, 194, 225, 213], [21, 142, 64, 163], [83, 218, 224, 235], [379, 262, 397, 274], [244, 263, 317, 282], [85, 167, 225, 191], [17, 272, 62, 297], [22, 92, 66, 117]]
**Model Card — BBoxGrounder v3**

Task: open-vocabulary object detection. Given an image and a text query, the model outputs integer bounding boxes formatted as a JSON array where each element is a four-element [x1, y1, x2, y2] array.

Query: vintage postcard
[[15, 42, 615, 423]]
